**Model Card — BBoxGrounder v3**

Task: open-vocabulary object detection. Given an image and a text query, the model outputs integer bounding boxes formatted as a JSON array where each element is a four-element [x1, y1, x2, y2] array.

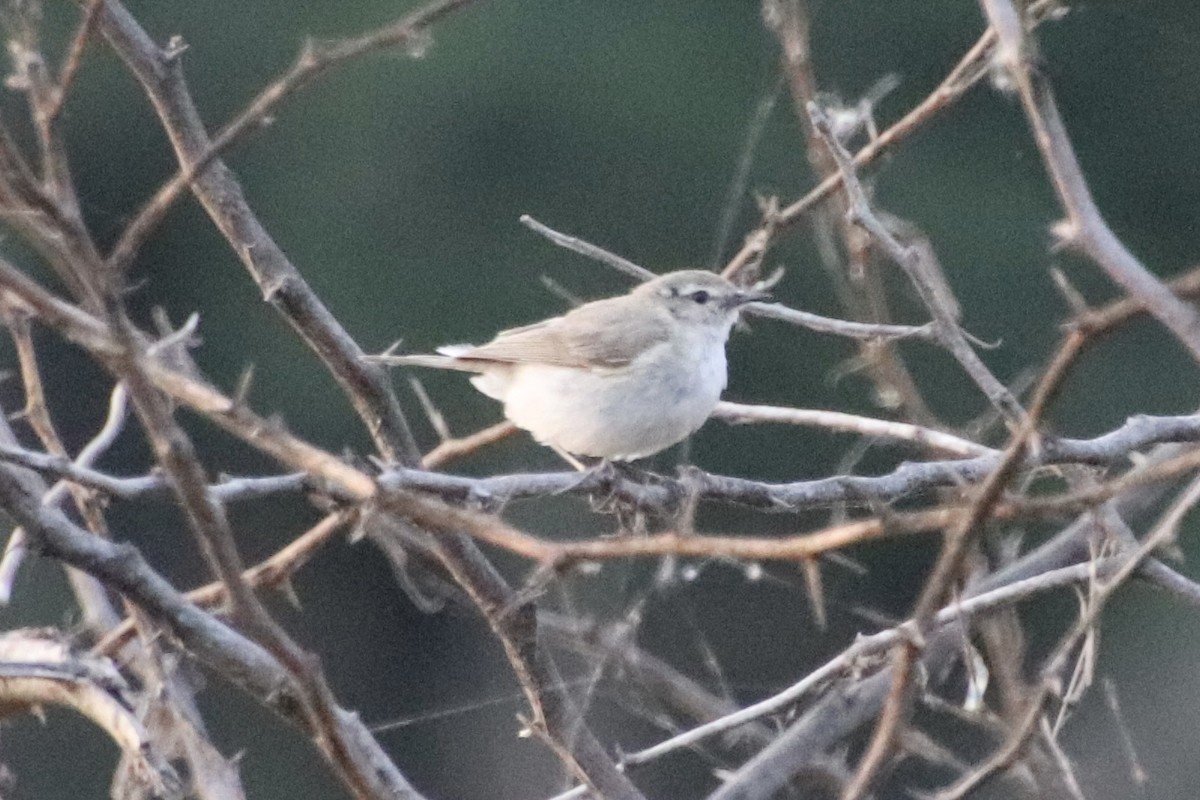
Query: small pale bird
[[371, 270, 768, 461]]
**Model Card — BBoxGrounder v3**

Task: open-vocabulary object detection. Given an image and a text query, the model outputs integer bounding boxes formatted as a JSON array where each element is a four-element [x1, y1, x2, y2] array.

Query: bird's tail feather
[[366, 352, 483, 373]]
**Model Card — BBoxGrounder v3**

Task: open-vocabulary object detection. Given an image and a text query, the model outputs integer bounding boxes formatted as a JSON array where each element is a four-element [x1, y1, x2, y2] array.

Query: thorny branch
[[979, 0, 1200, 364], [6, 407, 1200, 527], [92, 0, 426, 466], [67, 2, 643, 796], [522, 213, 939, 343], [839, 317, 1081, 800], [807, 101, 1023, 425], [0, 1, 1197, 799]]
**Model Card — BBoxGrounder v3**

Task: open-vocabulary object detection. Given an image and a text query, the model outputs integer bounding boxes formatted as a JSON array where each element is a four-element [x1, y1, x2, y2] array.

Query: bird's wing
[[451, 296, 671, 369]]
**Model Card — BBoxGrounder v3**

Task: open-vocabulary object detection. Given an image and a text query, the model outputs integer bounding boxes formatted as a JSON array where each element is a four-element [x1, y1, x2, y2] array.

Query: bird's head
[[636, 270, 770, 330]]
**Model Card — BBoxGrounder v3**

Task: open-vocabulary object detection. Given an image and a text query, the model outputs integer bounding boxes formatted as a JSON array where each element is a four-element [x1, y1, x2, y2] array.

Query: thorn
[[1050, 267, 1091, 315], [234, 364, 256, 405], [409, 377, 451, 441], [147, 310, 201, 355], [753, 193, 781, 223], [801, 557, 827, 630], [260, 274, 287, 303], [297, 37, 320, 70], [1049, 218, 1079, 251], [162, 35, 189, 64], [402, 28, 433, 60], [960, 327, 1003, 350], [277, 576, 302, 609], [539, 275, 583, 308], [754, 265, 786, 293]]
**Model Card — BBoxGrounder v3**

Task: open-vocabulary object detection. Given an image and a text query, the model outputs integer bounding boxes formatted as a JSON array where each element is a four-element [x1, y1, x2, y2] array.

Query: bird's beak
[[726, 288, 772, 309]]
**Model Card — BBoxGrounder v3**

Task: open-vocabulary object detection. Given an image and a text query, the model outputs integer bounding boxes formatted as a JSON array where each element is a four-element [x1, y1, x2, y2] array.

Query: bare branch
[[980, 0, 1200, 364], [421, 420, 519, 469], [720, 0, 1063, 281], [0, 628, 181, 797], [521, 214, 656, 282], [520, 214, 938, 342], [0, 458, 430, 800], [808, 101, 1023, 425], [106, 0, 481, 277], [712, 401, 990, 457], [46, 0, 106, 123], [629, 557, 1121, 774], [95, 511, 355, 658], [92, 0, 430, 465]]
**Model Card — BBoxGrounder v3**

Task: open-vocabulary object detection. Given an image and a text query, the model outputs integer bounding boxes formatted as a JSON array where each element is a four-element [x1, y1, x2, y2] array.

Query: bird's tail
[[365, 349, 484, 373], [364, 347, 487, 376]]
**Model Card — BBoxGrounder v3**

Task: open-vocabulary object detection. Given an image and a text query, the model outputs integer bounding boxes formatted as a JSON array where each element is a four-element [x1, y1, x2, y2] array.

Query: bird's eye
[[690, 290, 710, 304]]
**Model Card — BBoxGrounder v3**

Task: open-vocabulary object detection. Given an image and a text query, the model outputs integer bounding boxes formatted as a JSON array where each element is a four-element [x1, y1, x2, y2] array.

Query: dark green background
[[3, 1, 1200, 798]]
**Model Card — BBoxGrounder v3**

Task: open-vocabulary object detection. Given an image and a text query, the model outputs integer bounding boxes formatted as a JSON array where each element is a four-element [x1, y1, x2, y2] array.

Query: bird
[[370, 270, 768, 462]]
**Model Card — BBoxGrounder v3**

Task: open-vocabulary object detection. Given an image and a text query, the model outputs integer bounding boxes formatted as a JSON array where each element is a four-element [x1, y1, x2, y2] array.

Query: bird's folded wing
[[451, 296, 671, 369]]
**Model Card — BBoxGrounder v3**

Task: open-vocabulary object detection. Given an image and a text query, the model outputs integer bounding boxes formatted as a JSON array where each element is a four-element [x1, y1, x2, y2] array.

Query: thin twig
[[743, 300, 937, 342], [0, 310, 120, 626], [46, 0, 106, 123], [980, 0, 1200, 365], [839, 332, 1082, 800], [619, 558, 1121, 775], [106, 0, 480, 277], [719, 0, 1062, 281], [520, 214, 655, 282], [520, 214, 936, 341], [94, 0, 435, 466], [1102, 677, 1149, 793], [808, 101, 1024, 425], [712, 401, 990, 457], [709, 75, 782, 268], [421, 421, 519, 469], [0, 381, 127, 607], [94, 511, 355, 657]]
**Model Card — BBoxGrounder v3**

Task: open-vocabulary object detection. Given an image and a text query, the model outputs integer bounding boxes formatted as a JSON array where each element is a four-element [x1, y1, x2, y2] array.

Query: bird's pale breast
[[483, 328, 728, 460]]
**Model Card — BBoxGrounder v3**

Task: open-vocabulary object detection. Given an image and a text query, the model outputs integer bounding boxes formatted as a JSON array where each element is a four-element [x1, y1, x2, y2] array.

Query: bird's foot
[[585, 460, 669, 533]]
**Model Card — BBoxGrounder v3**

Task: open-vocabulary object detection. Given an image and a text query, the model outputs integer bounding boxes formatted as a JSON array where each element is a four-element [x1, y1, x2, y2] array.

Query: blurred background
[[2, 0, 1200, 798]]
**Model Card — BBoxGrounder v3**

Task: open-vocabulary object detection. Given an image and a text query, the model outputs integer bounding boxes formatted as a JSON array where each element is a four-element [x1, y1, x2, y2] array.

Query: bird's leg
[[583, 459, 668, 534], [551, 453, 640, 526], [550, 444, 588, 472], [586, 458, 652, 491], [611, 459, 662, 485]]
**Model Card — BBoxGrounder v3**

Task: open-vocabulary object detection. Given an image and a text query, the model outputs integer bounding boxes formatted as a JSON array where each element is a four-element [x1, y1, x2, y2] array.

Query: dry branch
[[0, 1, 1195, 799], [91, 0, 427, 466], [0, 628, 180, 797]]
